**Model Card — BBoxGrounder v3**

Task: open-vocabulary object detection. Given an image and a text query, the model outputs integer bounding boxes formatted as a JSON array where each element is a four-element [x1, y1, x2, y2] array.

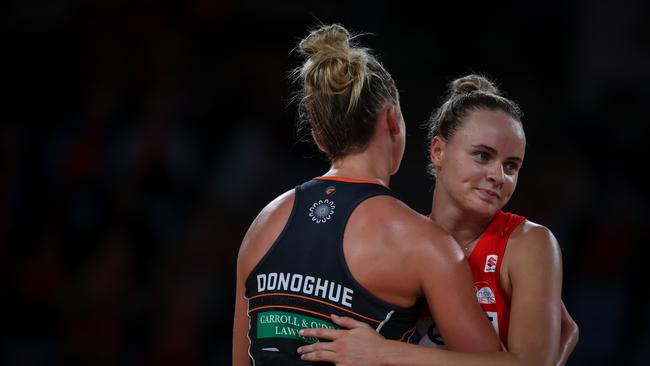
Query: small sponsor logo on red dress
[[484, 254, 498, 272], [476, 285, 496, 304]]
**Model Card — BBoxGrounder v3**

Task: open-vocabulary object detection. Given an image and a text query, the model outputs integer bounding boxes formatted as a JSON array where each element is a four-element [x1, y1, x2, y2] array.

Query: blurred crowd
[[2, 1, 648, 365]]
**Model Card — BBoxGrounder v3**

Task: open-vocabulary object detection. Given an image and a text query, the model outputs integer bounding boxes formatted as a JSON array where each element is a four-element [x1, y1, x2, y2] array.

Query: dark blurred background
[[2, 0, 648, 365]]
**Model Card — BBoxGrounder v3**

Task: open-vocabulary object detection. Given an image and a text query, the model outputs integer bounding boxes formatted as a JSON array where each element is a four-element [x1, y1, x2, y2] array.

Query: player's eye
[[473, 151, 490, 162]]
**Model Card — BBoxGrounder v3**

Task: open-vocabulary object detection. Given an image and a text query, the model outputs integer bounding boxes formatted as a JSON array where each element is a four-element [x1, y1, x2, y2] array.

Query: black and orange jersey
[[245, 177, 418, 365]]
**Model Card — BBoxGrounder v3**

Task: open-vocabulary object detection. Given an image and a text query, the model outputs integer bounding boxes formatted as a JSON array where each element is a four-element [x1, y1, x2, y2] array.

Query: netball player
[[232, 28, 502, 365], [298, 75, 579, 365]]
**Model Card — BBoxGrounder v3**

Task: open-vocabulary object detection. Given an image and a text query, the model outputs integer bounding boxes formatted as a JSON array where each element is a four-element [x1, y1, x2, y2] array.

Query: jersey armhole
[[244, 187, 301, 286], [496, 216, 526, 303]]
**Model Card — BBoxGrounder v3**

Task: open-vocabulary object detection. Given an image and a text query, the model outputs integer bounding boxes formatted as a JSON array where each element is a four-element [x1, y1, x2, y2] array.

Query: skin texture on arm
[[336, 195, 501, 352], [557, 302, 579, 366], [502, 223, 562, 365], [297, 217, 502, 363], [232, 267, 251, 366], [304, 299, 578, 366], [410, 227, 500, 352], [384, 222, 563, 366], [299, 222, 564, 366], [232, 190, 295, 366]]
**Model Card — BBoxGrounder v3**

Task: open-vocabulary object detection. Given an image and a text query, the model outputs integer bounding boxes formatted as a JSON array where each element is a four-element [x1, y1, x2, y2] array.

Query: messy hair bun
[[299, 23, 350, 56], [294, 24, 398, 159], [298, 24, 368, 112], [449, 74, 500, 96]]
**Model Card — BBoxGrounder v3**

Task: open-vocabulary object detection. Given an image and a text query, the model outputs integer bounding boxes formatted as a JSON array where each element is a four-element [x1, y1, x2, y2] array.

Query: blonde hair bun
[[298, 24, 367, 106], [299, 24, 351, 56]]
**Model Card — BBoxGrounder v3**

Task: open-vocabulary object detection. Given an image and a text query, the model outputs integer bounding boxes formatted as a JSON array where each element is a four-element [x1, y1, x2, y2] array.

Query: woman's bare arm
[[299, 224, 563, 366], [233, 259, 252, 366], [298, 222, 502, 364], [413, 229, 501, 352], [556, 301, 579, 366], [232, 190, 295, 366]]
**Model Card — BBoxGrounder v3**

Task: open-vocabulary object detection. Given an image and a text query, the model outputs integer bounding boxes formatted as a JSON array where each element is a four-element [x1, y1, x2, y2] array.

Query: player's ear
[[311, 130, 330, 155], [430, 135, 446, 168], [385, 104, 401, 137]]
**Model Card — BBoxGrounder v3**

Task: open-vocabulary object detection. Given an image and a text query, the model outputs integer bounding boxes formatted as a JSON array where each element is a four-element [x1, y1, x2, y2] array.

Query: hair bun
[[297, 24, 367, 104], [450, 74, 500, 96], [299, 24, 351, 56]]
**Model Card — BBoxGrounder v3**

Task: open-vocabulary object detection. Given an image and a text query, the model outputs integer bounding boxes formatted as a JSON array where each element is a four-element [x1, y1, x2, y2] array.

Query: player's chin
[[468, 199, 501, 218]]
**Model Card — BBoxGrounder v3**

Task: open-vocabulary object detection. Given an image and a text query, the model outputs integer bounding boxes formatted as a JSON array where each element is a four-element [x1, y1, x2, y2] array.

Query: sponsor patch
[[325, 186, 336, 195], [257, 311, 339, 344], [476, 285, 496, 304], [485, 311, 499, 334], [484, 254, 498, 272]]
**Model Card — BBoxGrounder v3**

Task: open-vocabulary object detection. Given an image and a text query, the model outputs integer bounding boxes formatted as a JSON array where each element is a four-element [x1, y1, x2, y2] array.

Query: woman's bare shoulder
[[510, 220, 558, 248], [507, 219, 562, 271], [358, 195, 461, 260]]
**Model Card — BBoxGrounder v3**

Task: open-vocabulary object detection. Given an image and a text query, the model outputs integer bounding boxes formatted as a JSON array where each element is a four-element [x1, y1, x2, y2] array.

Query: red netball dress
[[412, 210, 525, 349]]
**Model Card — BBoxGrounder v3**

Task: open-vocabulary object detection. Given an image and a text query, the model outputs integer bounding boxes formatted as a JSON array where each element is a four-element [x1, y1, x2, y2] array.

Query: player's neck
[[325, 153, 391, 187]]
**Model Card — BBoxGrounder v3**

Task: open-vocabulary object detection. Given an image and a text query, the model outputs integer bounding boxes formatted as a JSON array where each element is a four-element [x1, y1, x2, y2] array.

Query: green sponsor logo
[[257, 311, 340, 344]]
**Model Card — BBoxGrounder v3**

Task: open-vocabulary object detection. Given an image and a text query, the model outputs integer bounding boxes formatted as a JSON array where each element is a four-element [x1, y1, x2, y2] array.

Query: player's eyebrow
[[471, 144, 523, 162]]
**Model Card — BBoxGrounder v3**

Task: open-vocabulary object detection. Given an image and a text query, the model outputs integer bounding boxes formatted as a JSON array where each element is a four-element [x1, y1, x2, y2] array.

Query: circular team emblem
[[474, 281, 496, 304], [309, 199, 335, 223]]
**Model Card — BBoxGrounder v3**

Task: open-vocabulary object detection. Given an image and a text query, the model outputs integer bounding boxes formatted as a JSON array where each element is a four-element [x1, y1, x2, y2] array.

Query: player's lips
[[475, 188, 500, 201]]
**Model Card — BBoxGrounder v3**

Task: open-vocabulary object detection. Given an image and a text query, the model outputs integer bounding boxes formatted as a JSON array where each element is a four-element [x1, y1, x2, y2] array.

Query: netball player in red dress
[[299, 75, 579, 366]]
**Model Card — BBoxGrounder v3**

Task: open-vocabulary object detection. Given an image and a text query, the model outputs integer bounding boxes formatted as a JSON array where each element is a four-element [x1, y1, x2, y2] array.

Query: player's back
[[245, 177, 424, 365]]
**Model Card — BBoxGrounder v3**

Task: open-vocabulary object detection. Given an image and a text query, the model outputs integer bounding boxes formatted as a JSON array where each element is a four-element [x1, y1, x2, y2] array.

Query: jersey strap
[[468, 210, 525, 347]]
